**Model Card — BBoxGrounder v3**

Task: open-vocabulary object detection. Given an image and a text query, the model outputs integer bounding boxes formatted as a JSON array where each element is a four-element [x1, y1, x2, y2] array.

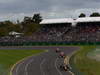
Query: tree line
[[79, 12, 100, 17], [0, 13, 42, 36]]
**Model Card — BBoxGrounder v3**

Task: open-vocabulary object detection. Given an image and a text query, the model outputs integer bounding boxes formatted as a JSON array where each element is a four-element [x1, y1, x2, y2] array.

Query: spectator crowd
[[0, 22, 100, 43], [31, 23, 100, 43]]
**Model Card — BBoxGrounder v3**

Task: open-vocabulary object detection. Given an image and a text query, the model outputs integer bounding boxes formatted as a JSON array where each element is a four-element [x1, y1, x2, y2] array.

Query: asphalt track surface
[[2, 46, 79, 75]]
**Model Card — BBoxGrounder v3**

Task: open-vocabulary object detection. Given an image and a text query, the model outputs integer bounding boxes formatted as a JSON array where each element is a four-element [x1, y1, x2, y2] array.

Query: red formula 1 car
[[59, 52, 66, 58], [55, 48, 60, 53]]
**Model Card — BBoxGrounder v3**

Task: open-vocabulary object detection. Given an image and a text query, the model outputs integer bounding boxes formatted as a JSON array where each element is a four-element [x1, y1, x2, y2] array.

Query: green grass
[[71, 46, 100, 75], [0, 50, 45, 75]]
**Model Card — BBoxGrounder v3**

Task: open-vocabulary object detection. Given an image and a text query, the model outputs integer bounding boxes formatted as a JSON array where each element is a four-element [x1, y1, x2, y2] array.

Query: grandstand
[[33, 18, 74, 42], [36, 17, 100, 43], [75, 17, 100, 42], [1, 17, 100, 46]]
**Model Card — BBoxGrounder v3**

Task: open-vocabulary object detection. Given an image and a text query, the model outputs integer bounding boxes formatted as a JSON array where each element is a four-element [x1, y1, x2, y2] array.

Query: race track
[[7, 46, 80, 75]]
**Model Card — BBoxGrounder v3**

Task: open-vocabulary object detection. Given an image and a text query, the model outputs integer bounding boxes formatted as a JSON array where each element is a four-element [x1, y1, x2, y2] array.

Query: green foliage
[[0, 28, 8, 36], [13, 24, 22, 32], [0, 20, 15, 36], [0, 13, 43, 36], [22, 13, 42, 35], [79, 13, 86, 18], [22, 22, 40, 35], [32, 13, 42, 23], [23, 16, 32, 24], [90, 12, 100, 17]]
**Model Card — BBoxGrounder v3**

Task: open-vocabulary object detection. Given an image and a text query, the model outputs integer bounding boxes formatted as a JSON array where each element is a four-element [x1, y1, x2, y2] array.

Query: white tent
[[9, 31, 23, 38], [9, 31, 23, 35]]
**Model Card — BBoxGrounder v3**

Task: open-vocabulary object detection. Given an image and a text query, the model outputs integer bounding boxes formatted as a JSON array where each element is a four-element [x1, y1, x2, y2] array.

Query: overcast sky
[[0, 0, 100, 21]]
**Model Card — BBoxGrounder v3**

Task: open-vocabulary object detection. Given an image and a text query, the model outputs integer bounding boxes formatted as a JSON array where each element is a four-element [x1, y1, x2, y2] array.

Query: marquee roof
[[40, 18, 74, 24], [40, 17, 100, 25], [76, 17, 100, 23]]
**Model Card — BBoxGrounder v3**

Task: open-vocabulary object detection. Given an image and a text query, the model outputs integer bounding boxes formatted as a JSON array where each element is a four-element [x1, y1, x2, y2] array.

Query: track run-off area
[[4, 46, 80, 75]]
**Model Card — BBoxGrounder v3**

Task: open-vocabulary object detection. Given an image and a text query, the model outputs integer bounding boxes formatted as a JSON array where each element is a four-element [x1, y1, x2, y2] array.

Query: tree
[[23, 16, 32, 24], [24, 23, 40, 35], [4, 20, 15, 32], [14, 24, 22, 32], [0, 20, 23, 36], [0, 26, 9, 36], [18, 13, 43, 35], [21, 16, 32, 32], [79, 13, 86, 18], [32, 13, 42, 24], [90, 12, 100, 17], [0, 20, 14, 36]]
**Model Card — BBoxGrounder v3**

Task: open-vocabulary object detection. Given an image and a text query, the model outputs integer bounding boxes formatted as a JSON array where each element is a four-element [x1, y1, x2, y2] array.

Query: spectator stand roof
[[76, 17, 100, 23], [40, 18, 74, 24], [40, 17, 100, 26]]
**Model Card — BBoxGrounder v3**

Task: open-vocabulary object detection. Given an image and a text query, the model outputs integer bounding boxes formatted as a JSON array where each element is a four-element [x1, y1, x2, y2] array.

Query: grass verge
[[70, 46, 100, 75], [0, 50, 45, 75]]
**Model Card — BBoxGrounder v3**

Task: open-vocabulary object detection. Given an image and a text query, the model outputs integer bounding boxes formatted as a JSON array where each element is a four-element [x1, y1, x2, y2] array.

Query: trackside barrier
[[0, 42, 99, 46]]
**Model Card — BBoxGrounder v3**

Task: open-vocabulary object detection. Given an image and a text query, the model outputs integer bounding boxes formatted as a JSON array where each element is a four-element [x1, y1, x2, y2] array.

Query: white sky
[[0, 0, 100, 21]]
